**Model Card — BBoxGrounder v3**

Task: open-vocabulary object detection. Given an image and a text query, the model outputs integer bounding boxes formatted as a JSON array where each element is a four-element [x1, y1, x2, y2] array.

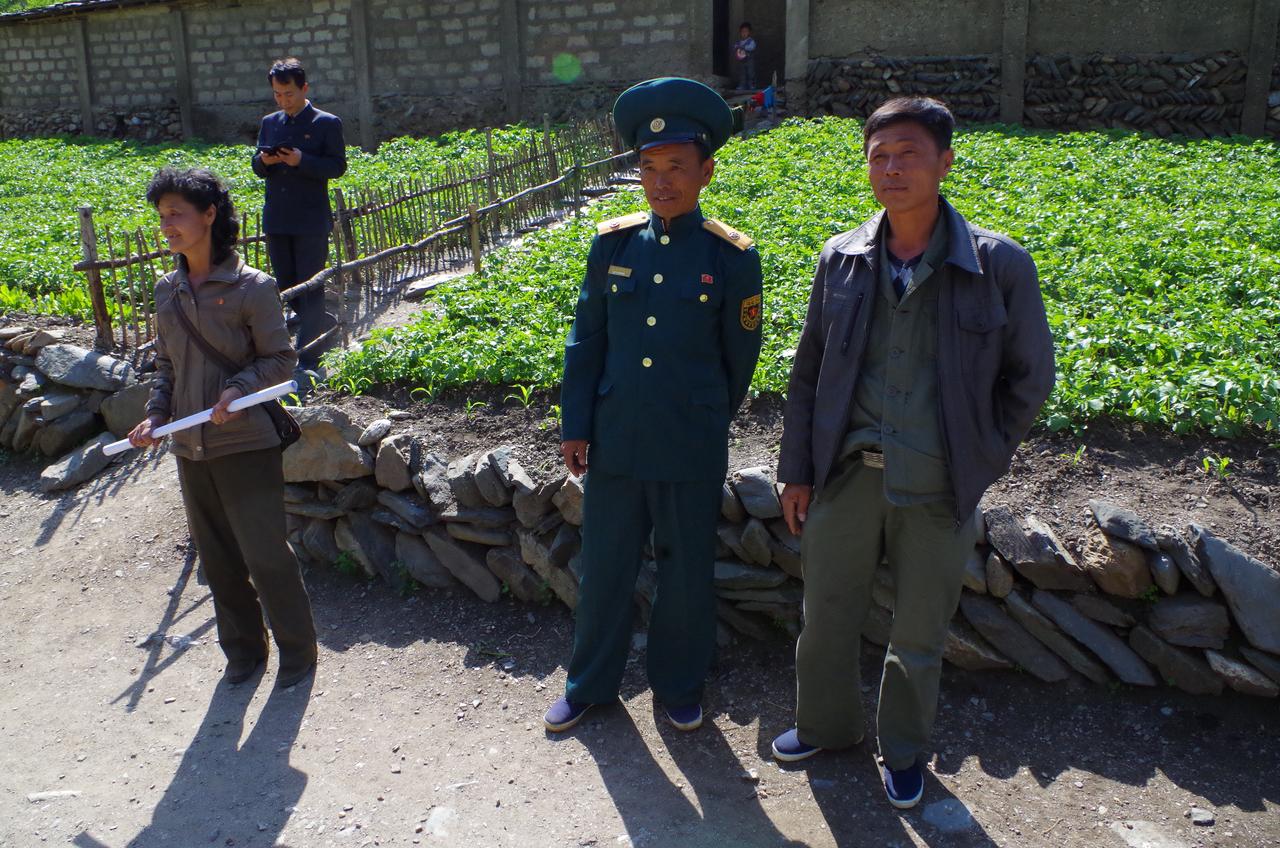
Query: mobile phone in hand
[[257, 145, 282, 156]]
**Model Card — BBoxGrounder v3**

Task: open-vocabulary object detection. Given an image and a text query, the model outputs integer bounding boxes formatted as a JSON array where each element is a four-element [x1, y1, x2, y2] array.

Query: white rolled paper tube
[[102, 380, 298, 457]]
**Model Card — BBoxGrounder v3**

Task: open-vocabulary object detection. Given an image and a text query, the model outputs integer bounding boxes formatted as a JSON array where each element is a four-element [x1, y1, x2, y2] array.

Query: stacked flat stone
[[4, 332, 1277, 699], [0, 330, 147, 491], [1024, 52, 1246, 138], [805, 56, 1000, 123], [276, 408, 1280, 700]]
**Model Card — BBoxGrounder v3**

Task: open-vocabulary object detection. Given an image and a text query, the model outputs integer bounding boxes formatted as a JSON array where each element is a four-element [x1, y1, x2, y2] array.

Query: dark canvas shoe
[[544, 697, 593, 732], [881, 761, 924, 809], [664, 703, 703, 731], [223, 657, 264, 685], [771, 728, 823, 763]]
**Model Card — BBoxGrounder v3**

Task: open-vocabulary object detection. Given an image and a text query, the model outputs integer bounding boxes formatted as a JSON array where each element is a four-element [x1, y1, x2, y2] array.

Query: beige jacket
[[146, 252, 297, 461]]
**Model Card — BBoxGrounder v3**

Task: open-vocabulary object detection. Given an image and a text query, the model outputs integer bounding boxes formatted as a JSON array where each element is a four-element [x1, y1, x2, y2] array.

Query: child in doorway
[[734, 22, 757, 90]]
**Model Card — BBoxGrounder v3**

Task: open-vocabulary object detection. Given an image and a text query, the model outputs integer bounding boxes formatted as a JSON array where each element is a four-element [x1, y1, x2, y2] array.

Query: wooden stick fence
[[75, 116, 631, 355]]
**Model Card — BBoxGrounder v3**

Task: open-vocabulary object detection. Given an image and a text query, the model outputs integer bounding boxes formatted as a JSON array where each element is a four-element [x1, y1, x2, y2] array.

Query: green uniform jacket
[[561, 207, 763, 482]]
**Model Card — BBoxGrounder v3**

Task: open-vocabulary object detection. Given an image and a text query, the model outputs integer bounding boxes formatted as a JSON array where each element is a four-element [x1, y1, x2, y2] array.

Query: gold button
[[659, 235, 670, 245], [642, 357, 653, 368], [611, 284, 618, 293], [646, 316, 656, 326], [653, 273, 663, 284], [699, 293, 709, 303]]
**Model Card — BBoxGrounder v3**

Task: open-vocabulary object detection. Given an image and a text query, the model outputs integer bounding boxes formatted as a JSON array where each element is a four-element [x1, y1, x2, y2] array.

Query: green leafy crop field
[[330, 118, 1280, 436], [0, 126, 548, 315]]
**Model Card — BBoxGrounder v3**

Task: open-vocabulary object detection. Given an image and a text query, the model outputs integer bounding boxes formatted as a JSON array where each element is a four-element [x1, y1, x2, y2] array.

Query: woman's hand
[[128, 415, 166, 449], [210, 387, 245, 425]]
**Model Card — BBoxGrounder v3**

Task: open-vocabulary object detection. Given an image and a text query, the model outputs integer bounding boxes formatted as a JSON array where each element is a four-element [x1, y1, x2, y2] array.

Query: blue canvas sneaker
[[881, 760, 924, 809], [771, 728, 823, 762], [544, 697, 593, 732], [664, 703, 703, 731]]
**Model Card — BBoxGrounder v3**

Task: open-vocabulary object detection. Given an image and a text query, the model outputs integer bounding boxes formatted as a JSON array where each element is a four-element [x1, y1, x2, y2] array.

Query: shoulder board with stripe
[[596, 211, 650, 235], [702, 218, 754, 250]]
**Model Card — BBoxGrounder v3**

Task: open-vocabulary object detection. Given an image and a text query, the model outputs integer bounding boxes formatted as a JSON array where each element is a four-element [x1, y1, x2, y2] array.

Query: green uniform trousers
[[795, 456, 974, 769], [565, 468, 722, 708], [176, 446, 317, 674]]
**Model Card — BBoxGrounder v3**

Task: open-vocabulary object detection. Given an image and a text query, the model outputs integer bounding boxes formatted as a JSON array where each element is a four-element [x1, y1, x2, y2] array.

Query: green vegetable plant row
[[328, 117, 1280, 437], [0, 125, 558, 313]]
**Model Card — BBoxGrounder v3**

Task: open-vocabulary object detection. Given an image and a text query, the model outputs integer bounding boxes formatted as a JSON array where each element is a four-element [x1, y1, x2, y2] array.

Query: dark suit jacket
[[778, 198, 1056, 522], [252, 102, 347, 235]]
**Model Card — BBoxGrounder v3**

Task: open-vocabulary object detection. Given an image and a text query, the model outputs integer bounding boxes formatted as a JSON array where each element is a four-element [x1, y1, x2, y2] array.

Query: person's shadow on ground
[[796, 746, 1000, 847], [564, 704, 805, 848], [109, 672, 313, 848]]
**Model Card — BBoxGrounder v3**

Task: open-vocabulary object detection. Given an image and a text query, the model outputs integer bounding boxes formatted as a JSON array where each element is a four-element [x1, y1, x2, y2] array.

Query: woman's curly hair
[[145, 167, 241, 264]]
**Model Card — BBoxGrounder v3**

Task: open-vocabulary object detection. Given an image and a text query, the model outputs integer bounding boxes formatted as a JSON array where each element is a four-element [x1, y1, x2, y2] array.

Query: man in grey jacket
[[770, 97, 1055, 810]]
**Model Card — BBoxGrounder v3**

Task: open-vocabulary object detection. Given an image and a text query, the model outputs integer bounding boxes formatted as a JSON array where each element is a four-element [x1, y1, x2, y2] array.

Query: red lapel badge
[[701, 273, 714, 285]]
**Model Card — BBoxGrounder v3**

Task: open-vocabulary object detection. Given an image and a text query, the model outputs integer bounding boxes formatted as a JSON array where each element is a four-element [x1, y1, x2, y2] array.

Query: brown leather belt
[[860, 450, 885, 469]]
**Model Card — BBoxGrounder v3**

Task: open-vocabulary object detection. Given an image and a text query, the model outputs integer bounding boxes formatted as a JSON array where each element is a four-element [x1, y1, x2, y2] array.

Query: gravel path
[[1, 450, 1277, 848]]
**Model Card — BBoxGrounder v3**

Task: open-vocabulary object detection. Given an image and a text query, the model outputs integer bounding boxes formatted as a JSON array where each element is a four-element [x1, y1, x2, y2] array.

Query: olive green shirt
[[840, 212, 952, 504]]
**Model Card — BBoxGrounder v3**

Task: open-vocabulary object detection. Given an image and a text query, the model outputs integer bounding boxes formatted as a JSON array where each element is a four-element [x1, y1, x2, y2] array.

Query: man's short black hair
[[863, 97, 955, 154], [146, 167, 241, 265], [739, 21, 752, 31], [268, 57, 306, 88]]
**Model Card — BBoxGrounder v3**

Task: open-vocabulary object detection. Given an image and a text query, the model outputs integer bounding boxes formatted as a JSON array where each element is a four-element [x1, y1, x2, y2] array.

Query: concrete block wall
[[86, 7, 173, 110], [1, 0, 1275, 141], [520, 0, 696, 123], [522, 0, 690, 83], [0, 19, 79, 109], [368, 0, 503, 96], [186, 0, 357, 142], [809, 0, 1002, 58]]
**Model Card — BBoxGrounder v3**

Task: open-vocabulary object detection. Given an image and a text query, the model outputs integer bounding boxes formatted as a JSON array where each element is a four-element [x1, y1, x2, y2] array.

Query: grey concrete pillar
[[687, 0, 714, 78], [999, 0, 1029, 125], [73, 18, 94, 135], [168, 9, 195, 140], [349, 0, 376, 152], [1242, 0, 1280, 136], [499, 0, 522, 122], [784, 0, 810, 109]]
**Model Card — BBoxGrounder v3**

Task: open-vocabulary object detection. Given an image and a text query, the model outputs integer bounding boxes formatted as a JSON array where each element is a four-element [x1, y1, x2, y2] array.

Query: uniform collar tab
[[650, 205, 705, 239]]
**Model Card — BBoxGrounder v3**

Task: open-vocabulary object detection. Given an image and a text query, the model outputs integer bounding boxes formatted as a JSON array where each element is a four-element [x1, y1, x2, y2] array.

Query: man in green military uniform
[[771, 97, 1055, 808], [544, 78, 763, 734]]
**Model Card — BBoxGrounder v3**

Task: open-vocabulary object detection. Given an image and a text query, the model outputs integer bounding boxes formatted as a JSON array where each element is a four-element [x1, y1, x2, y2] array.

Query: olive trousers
[[176, 447, 317, 676], [794, 457, 974, 769]]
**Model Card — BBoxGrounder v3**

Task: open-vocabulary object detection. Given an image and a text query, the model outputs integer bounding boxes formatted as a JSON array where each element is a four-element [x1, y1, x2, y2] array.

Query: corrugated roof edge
[[0, 0, 175, 25]]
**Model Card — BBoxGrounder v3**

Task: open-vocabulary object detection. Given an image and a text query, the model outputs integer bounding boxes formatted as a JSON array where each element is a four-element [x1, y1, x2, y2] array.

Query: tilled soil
[[1, 402, 1278, 848]]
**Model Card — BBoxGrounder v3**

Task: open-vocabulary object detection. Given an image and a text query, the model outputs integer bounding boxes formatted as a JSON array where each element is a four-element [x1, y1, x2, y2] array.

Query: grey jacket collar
[[174, 252, 245, 293], [829, 196, 984, 276]]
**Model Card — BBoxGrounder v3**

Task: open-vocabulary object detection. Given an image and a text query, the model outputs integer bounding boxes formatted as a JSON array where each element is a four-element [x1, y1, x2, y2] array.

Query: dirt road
[[1, 450, 1277, 848]]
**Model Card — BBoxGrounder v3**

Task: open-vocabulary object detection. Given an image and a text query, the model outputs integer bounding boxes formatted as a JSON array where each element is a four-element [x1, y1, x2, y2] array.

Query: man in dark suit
[[251, 57, 347, 376]]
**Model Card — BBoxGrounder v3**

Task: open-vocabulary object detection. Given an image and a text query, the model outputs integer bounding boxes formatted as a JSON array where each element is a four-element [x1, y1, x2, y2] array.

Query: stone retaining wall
[[2, 324, 1278, 699], [805, 55, 1001, 123], [1024, 52, 1246, 138], [805, 51, 1256, 139]]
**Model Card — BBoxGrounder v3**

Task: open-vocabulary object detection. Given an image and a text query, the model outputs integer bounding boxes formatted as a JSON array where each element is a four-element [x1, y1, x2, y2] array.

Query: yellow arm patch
[[596, 211, 650, 235], [740, 294, 762, 331], [702, 218, 754, 250]]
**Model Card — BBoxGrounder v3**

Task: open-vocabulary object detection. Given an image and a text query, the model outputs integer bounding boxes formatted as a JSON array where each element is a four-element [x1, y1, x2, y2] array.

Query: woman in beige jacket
[[129, 167, 317, 689]]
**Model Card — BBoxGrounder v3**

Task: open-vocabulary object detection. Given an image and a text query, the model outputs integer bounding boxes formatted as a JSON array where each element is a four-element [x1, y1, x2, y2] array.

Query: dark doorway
[[716, 1, 786, 90], [713, 0, 731, 77]]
